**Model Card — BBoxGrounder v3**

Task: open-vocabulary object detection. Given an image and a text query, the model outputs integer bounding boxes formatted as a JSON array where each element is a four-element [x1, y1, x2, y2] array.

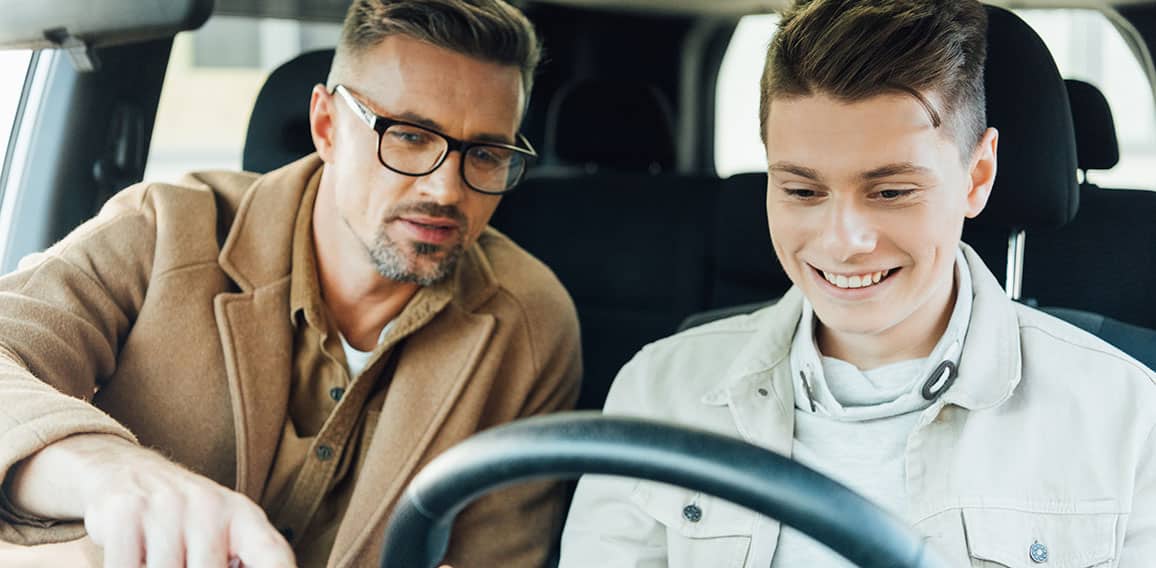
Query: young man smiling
[[0, 1, 580, 566], [560, 0, 1156, 565]]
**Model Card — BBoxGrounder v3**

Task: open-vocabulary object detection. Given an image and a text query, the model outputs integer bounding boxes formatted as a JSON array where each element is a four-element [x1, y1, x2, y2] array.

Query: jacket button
[[1030, 541, 1048, 563], [682, 504, 702, 523], [329, 387, 345, 402], [316, 445, 335, 461]]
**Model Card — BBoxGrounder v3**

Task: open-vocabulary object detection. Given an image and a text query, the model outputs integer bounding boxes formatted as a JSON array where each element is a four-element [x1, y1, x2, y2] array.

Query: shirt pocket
[[630, 481, 755, 568], [962, 508, 1118, 568]]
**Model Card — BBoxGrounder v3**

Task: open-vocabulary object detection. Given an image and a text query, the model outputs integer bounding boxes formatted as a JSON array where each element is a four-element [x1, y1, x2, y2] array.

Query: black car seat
[[490, 78, 717, 410], [538, 77, 677, 175], [1024, 80, 1156, 331], [243, 48, 334, 173]]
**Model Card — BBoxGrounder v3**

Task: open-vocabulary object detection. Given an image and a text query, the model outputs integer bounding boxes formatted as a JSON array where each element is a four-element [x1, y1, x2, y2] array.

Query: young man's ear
[[309, 84, 337, 162], [964, 127, 999, 219]]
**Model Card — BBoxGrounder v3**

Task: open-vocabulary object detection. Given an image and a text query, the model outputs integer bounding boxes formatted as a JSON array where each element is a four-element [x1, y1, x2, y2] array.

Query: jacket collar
[[211, 154, 502, 499], [942, 243, 1023, 410], [700, 243, 1022, 413], [218, 153, 501, 310], [700, 287, 802, 407]]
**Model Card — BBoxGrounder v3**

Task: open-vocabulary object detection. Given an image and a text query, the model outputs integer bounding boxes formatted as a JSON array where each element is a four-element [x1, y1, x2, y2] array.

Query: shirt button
[[316, 445, 335, 461], [682, 504, 702, 523], [329, 387, 345, 402], [1030, 541, 1049, 563]]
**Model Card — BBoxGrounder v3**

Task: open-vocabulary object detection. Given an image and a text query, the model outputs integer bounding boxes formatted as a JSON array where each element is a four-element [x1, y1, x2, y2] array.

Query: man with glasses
[[0, 1, 579, 567]]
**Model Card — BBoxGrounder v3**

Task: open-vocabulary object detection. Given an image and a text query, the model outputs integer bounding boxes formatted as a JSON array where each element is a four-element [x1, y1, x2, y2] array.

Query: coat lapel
[[331, 306, 496, 567], [214, 287, 293, 498], [214, 155, 322, 497]]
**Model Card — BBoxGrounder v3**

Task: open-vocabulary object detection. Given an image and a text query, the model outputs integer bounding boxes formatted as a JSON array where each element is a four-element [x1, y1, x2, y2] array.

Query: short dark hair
[[759, 0, 988, 160], [330, 0, 541, 98]]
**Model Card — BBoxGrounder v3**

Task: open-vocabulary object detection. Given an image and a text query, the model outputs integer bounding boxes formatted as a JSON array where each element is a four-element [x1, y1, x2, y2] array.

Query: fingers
[[87, 505, 144, 568], [228, 508, 297, 568], [185, 500, 230, 568], [81, 455, 296, 568]]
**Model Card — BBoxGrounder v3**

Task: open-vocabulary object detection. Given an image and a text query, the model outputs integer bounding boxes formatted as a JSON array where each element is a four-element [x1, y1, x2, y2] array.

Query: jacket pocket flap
[[963, 508, 1117, 568], [630, 481, 755, 538]]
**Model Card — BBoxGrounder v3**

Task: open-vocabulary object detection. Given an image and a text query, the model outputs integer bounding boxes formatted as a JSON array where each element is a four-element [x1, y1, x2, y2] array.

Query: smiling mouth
[[812, 266, 900, 289]]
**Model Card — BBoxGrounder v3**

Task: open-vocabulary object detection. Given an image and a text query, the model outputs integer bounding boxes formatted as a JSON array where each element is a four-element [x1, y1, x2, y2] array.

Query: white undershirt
[[338, 321, 394, 377], [770, 249, 972, 567]]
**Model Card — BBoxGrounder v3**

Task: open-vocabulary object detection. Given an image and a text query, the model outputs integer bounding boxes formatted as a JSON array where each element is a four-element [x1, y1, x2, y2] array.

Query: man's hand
[[8, 434, 296, 568]]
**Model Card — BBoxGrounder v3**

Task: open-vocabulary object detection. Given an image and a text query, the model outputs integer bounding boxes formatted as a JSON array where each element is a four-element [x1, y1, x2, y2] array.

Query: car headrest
[[1065, 79, 1120, 172], [973, 5, 1079, 230], [243, 49, 334, 173], [545, 78, 676, 173]]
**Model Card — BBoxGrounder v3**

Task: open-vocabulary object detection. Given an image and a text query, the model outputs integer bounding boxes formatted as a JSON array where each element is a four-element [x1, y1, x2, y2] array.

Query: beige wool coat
[[0, 155, 582, 567]]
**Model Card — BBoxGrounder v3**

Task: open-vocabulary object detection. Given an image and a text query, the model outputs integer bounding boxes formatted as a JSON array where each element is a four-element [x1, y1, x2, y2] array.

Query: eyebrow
[[861, 162, 934, 180], [769, 161, 933, 182], [769, 162, 823, 181], [394, 110, 514, 146]]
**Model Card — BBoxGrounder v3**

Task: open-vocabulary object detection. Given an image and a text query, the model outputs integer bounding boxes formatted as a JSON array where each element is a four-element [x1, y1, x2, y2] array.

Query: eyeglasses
[[333, 84, 536, 195]]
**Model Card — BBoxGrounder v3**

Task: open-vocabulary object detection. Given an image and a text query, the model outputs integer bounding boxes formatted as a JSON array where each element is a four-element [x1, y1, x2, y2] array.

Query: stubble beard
[[369, 231, 464, 286], [366, 202, 468, 286]]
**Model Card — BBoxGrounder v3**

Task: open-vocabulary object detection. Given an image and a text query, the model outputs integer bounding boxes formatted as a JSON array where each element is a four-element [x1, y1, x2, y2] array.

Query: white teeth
[[821, 269, 892, 289]]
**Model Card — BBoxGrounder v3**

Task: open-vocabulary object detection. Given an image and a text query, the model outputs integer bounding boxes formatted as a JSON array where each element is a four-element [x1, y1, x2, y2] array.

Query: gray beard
[[368, 228, 464, 286]]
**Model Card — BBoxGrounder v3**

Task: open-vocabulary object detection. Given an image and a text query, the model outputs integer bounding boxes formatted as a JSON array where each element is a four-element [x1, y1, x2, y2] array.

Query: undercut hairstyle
[[759, 0, 988, 160], [329, 0, 541, 99]]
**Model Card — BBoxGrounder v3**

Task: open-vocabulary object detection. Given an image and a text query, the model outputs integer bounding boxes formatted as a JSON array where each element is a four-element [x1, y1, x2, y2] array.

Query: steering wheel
[[378, 412, 948, 568]]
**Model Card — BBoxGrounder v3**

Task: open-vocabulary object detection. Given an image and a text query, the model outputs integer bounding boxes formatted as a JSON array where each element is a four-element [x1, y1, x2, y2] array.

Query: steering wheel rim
[[379, 412, 948, 568]]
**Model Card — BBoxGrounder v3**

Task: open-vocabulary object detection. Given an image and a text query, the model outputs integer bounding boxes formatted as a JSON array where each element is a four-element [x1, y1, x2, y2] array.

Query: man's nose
[[821, 199, 878, 261], [417, 151, 469, 205]]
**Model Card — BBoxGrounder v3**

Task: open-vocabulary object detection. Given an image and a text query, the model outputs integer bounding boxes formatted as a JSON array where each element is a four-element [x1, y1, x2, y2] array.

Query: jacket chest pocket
[[631, 482, 755, 568], [963, 508, 1119, 568]]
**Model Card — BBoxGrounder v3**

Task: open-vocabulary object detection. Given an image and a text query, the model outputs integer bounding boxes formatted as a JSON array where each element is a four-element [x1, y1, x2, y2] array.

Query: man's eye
[[785, 188, 819, 199], [387, 127, 431, 145], [876, 188, 914, 200], [471, 147, 507, 165]]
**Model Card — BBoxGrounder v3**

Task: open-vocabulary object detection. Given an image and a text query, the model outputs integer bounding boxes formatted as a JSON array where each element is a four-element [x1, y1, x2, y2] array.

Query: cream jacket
[[560, 245, 1156, 567]]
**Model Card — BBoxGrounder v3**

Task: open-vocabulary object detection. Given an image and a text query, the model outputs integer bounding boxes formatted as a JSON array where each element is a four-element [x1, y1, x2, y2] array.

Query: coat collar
[[217, 153, 501, 308], [210, 154, 504, 499], [700, 243, 1023, 414]]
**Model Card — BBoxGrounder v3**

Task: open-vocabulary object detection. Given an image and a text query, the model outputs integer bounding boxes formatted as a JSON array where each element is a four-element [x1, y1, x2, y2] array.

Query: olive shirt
[[0, 154, 583, 567]]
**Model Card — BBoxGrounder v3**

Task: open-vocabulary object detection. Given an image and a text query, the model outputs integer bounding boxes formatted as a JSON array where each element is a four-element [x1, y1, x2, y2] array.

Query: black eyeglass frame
[[332, 84, 537, 195]]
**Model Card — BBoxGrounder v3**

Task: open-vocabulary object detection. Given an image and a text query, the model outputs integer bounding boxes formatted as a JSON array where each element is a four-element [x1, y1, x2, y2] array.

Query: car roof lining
[[210, 0, 1129, 22]]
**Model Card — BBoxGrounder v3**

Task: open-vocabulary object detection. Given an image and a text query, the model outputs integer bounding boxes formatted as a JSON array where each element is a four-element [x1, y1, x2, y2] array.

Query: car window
[[1016, 9, 1156, 191], [714, 14, 779, 179], [0, 50, 32, 181], [714, 9, 1156, 192], [144, 16, 340, 183], [0, 49, 33, 263]]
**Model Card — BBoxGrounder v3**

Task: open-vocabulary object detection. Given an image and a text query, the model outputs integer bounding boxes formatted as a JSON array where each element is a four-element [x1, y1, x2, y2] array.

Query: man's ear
[[309, 84, 336, 163], [964, 127, 999, 219]]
